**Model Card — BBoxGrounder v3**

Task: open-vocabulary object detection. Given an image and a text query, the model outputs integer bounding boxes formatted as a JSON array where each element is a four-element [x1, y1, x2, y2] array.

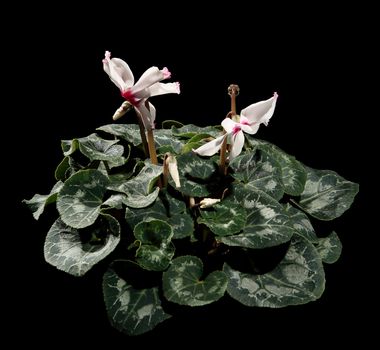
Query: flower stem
[[136, 115, 149, 157], [146, 128, 158, 165], [219, 84, 240, 175]]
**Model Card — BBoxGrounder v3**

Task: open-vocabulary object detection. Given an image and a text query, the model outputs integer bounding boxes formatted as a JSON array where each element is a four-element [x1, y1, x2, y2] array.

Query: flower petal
[[132, 67, 168, 94], [229, 130, 244, 161], [103, 51, 134, 90], [221, 118, 239, 133], [167, 155, 181, 188], [148, 82, 180, 97], [240, 93, 278, 126], [134, 101, 155, 130], [193, 134, 227, 157], [241, 123, 259, 135]]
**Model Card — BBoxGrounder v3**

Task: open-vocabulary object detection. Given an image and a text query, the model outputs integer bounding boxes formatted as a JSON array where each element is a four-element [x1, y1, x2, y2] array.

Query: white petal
[[148, 102, 156, 126], [241, 123, 259, 135], [132, 66, 166, 93], [148, 82, 180, 97], [134, 102, 154, 130], [193, 134, 227, 157], [240, 93, 278, 126], [221, 118, 239, 133], [103, 52, 134, 90], [229, 130, 244, 161]]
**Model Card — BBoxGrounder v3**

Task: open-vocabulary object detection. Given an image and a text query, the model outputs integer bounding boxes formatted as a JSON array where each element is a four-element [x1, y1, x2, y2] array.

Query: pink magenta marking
[[240, 116, 250, 125], [232, 125, 241, 135], [121, 89, 138, 105], [162, 67, 171, 79]]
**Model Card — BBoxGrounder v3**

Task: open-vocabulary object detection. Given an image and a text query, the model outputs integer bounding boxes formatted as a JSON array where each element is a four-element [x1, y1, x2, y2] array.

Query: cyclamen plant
[[24, 52, 359, 336]]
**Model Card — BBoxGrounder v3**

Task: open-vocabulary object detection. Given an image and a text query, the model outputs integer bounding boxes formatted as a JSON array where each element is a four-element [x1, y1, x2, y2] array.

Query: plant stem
[[219, 84, 240, 175], [146, 128, 158, 165], [136, 115, 149, 157]]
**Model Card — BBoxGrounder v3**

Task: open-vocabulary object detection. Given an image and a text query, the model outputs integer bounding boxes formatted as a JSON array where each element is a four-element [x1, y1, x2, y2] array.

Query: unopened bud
[[199, 198, 221, 209], [112, 101, 133, 120]]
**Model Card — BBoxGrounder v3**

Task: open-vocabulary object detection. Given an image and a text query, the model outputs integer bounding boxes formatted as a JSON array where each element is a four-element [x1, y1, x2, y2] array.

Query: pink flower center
[[232, 125, 241, 135], [240, 116, 250, 125], [121, 89, 138, 105]]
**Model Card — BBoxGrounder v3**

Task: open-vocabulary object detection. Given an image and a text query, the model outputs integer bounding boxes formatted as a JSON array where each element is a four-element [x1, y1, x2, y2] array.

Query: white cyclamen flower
[[194, 93, 278, 161], [103, 51, 180, 129]]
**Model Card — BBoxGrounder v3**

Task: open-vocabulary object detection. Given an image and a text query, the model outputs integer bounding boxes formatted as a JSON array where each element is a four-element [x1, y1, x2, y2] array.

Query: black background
[[9, 3, 374, 347]]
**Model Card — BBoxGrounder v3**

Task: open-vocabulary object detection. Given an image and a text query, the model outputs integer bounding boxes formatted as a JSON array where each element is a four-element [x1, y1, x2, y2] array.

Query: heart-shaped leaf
[[220, 185, 294, 248], [44, 215, 120, 276], [103, 267, 171, 336], [57, 169, 109, 228], [295, 166, 359, 220], [198, 200, 246, 236], [171, 152, 217, 197], [163, 255, 228, 306], [224, 237, 325, 307], [230, 150, 284, 200], [134, 219, 175, 271], [247, 137, 307, 196], [108, 162, 162, 208], [125, 192, 194, 239], [97, 124, 142, 146]]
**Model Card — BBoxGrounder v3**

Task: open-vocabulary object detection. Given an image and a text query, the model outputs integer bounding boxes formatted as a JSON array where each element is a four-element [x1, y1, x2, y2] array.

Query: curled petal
[[240, 92, 278, 126], [241, 123, 259, 135], [134, 101, 156, 130], [103, 51, 134, 90], [148, 82, 180, 97], [132, 66, 169, 93], [221, 118, 239, 133], [229, 130, 245, 161], [193, 134, 227, 157]]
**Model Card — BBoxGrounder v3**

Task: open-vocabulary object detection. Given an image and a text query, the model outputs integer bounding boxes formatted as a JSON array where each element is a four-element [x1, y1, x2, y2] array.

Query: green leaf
[[97, 124, 142, 146], [171, 124, 222, 138], [55, 156, 70, 181], [44, 215, 120, 276], [102, 194, 127, 209], [316, 231, 342, 264], [296, 167, 359, 220], [103, 268, 171, 336], [163, 256, 228, 306], [220, 185, 294, 248], [57, 169, 109, 228], [23, 181, 64, 220], [154, 129, 184, 154], [230, 150, 284, 200], [283, 203, 318, 243], [125, 192, 194, 239], [247, 138, 307, 196], [134, 219, 175, 271], [171, 152, 217, 197], [223, 237, 325, 307], [63, 133, 126, 169], [108, 162, 162, 208], [198, 200, 246, 236]]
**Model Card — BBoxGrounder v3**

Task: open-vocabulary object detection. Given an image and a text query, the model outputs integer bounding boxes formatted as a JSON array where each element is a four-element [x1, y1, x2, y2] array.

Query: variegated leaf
[[134, 219, 175, 271], [296, 166, 359, 220], [108, 162, 162, 208], [220, 185, 294, 248], [103, 268, 171, 336], [230, 150, 284, 200], [316, 231, 342, 263], [171, 124, 222, 138], [224, 237, 325, 307], [97, 124, 142, 146], [44, 215, 120, 276], [246, 137, 306, 196], [57, 169, 109, 228], [23, 181, 63, 220], [198, 200, 246, 236], [125, 192, 194, 239], [163, 256, 228, 306]]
